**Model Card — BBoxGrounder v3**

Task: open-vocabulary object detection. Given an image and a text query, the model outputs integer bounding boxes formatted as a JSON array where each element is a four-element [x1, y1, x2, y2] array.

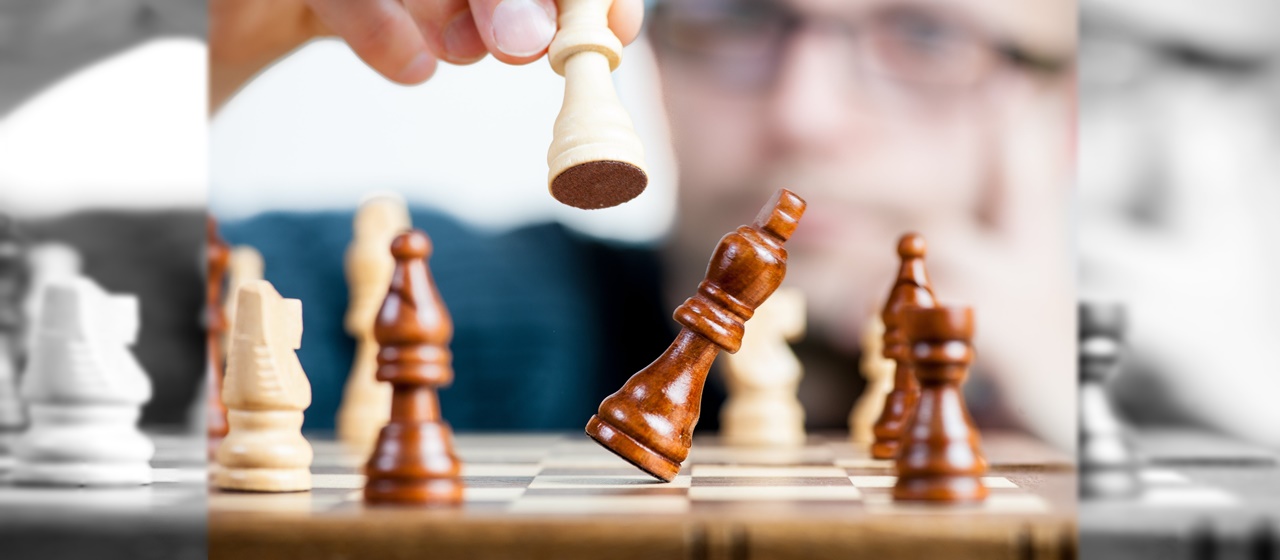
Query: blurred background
[[211, 0, 1077, 453]]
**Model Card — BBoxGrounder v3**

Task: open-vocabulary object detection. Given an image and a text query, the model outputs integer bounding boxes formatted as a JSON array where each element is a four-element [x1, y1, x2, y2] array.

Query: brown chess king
[[586, 188, 806, 482]]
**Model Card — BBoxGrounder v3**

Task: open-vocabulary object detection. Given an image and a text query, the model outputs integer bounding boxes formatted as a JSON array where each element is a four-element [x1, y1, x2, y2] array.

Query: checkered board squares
[[1134, 469, 1241, 508], [283, 435, 1055, 516]]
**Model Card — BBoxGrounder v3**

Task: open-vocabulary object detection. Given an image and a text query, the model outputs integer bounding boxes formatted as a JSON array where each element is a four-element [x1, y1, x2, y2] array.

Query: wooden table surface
[[210, 431, 1076, 560]]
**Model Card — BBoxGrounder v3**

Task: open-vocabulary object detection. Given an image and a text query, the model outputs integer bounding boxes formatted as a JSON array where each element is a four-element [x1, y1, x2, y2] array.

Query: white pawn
[[214, 280, 312, 492], [336, 194, 409, 456], [721, 288, 806, 447], [11, 277, 154, 486], [850, 314, 894, 444]]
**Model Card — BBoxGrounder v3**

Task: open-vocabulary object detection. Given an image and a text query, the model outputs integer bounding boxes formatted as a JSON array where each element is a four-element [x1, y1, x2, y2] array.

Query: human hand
[[209, 0, 644, 111]]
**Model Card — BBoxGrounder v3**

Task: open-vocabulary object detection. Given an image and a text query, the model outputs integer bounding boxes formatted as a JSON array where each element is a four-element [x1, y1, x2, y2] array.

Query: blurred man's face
[[1075, 0, 1280, 432], [653, 0, 1072, 348]]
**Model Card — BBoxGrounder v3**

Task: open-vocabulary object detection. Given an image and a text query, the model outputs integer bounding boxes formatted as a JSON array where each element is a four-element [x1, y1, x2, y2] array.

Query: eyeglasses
[[648, 0, 1069, 93]]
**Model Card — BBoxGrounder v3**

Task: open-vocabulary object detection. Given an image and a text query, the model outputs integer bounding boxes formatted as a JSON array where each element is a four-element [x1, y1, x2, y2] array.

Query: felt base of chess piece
[[214, 409, 312, 492], [891, 305, 987, 503], [550, 161, 647, 210], [11, 404, 154, 486], [364, 420, 463, 505]]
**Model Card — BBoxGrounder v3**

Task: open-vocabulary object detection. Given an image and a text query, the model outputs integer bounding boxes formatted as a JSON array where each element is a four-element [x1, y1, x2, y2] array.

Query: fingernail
[[398, 51, 436, 83], [442, 12, 484, 61], [491, 0, 556, 58]]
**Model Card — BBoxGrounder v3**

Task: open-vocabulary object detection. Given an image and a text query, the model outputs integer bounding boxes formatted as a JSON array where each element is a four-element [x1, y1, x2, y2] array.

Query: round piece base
[[585, 415, 681, 482], [550, 161, 647, 210], [892, 475, 990, 503], [364, 477, 463, 506], [214, 467, 311, 493]]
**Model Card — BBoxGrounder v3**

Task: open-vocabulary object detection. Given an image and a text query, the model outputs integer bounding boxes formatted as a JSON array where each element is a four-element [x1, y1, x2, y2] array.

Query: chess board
[[1081, 427, 1280, 560], [0, 433, 207, 560], [211, 431, 1076, 560]]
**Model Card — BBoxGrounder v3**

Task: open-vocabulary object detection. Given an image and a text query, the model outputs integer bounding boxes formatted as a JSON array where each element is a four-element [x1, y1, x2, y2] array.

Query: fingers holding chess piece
[[546, 0, 647, 209], [892, 304, 987, 503], [363, 230, 463, 506], [1079, 301, 1143, 499], [587, 189, 806, 481], [13, 278, 154, 486], [214, 280, 313, 493], [872, 233, 936, 460]]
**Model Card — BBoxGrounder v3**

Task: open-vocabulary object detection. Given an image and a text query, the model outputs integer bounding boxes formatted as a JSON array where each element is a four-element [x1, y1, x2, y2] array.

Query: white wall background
[[0, 38, 208, 217], [210, 37, 677, 243]]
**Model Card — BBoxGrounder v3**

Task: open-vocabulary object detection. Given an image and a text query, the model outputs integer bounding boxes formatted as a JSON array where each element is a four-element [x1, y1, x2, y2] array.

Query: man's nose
[[767, 28, 868, 154]]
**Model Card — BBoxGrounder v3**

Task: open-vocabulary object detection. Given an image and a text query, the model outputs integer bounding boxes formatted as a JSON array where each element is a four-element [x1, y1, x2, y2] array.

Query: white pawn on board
[[214, 280, 312, 492], [336, 194, 410, 456], [850, 314, 894, 444], [721, 287, 806, 447], [11, 277, 154, 486]]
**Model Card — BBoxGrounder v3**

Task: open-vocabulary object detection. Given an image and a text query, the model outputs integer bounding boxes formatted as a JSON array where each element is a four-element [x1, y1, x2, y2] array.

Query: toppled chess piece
[[12, 278, 154, 486], [545, 0, 647, 209], [1079, 301, 1143, 499], [721, 287, 806, 447], [872, 233, 936, 460], [214, 280, 313, 492], [892, 304, 987, 503], [338, 194, 411, 456], [363, 230, 463, 505], [587, 189, 806, 481]]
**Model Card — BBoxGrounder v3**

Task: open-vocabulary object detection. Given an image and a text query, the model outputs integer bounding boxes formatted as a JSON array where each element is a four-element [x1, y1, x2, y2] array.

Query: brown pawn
[[871, 233, 936, 460], [206, 216, 230, 458], [892, 304, 987, 503], [587, 189, 806, 482], [363, 229, 463, 505]]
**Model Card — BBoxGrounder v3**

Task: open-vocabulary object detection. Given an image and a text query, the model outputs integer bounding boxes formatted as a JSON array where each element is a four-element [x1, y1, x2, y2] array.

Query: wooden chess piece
[[338, 195, 411, 456], [851, 314, 894, 444], [1079, 301, 1143, 499], [13, 278, 154, 486], [223, 245, 264, 357], [206, 217, 230, 458], [892, 304, 987, 503], [363, 230, 463, 505], [0, 217, 29, 452], [546, 0, 647, 209], [871, 234, 935, 460], [721, 287, 806, 447], [587, 189, 806, 481], [214, 280, 312, 492]]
